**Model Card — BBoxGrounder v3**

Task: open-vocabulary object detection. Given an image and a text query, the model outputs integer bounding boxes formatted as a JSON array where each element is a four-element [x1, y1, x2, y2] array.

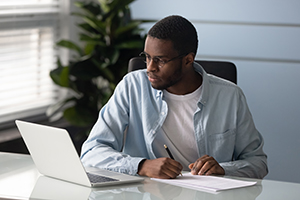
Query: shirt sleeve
[[80, 76, 145, 176], [219, 88, 268, 179]]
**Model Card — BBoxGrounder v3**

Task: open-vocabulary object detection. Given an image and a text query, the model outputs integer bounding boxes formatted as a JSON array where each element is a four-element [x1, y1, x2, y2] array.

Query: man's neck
[[166, 71, 202, 95]]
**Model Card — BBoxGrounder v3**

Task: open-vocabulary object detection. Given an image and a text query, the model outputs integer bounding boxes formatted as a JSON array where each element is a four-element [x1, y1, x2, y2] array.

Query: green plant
[[47, 0, 147, 132]]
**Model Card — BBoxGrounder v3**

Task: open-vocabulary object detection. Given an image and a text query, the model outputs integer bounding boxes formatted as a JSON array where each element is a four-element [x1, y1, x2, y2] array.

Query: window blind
[[0, 0, 61, 124]]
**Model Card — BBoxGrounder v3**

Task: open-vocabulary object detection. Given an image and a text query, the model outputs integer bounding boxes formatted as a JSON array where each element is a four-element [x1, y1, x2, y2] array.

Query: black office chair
[[128, 57, 237, 84]]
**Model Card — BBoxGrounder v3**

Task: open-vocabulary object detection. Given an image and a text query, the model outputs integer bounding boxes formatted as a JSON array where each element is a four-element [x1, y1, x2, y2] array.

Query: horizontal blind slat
[[0, 0, 58, 6]]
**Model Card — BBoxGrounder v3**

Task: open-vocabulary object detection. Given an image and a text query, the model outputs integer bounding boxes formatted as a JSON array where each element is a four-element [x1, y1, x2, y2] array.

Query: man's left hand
[[188, 155, 225, 175]]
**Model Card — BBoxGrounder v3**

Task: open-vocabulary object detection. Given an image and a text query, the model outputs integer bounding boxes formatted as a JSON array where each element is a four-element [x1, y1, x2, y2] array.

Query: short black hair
[[147, 15, 198, 55]]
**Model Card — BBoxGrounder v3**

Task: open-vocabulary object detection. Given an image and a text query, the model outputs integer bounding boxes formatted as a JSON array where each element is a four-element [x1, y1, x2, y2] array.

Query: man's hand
[[189, 155, 225, 175], [138, 158, 183, 179]]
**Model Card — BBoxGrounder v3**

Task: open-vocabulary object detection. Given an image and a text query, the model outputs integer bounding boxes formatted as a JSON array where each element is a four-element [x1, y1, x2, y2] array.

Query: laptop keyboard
[[86, 172, 119, 183]]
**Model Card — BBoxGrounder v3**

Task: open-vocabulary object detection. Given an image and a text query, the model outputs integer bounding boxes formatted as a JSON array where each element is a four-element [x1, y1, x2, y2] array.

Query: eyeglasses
[[139, 52, 186, 68]]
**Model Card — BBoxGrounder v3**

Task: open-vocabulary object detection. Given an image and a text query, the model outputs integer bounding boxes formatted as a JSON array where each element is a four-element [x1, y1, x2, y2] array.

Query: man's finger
[[191, 155, 212, 175], [164, 159, 183, 177], [198, 159, 216, 175]]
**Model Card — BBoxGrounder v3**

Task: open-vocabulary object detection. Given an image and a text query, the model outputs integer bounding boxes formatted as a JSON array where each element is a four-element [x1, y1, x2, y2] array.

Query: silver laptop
[[15, 120, 144, 187]]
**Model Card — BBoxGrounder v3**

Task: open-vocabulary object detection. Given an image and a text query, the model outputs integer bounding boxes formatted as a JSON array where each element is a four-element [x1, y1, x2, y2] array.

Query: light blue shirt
[[80, 62, 268, 179]]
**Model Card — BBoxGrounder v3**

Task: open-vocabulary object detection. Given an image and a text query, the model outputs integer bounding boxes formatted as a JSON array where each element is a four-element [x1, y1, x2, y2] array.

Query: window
[[0, 0, 66, 126]]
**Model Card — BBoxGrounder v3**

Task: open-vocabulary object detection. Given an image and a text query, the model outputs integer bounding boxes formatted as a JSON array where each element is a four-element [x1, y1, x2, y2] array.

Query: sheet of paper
[[151, 173, 257, 192]]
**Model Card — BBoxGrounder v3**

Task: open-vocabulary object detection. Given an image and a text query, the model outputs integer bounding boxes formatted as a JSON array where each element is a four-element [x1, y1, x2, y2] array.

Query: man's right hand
[[137, 158, 183, 179]]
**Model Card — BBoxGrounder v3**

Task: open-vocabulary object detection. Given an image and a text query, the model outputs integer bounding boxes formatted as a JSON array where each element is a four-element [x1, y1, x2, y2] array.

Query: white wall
[[130, 0, 300, 183]]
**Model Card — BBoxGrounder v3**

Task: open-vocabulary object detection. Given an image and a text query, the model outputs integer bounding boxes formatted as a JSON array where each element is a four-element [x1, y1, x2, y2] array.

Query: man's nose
[[146, 59, 159, 72]]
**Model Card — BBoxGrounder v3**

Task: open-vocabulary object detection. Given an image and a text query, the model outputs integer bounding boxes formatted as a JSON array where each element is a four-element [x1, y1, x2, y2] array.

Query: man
[[80, 15, 268, 179]]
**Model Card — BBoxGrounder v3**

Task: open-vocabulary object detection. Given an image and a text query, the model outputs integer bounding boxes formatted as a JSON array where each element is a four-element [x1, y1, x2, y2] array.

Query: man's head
[[147, 15, 198, 55], [144, 15, 200, 94]]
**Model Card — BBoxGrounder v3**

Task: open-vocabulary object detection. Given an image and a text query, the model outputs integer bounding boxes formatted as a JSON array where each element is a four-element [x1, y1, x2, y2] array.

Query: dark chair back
[[128, 57, 237, 84]]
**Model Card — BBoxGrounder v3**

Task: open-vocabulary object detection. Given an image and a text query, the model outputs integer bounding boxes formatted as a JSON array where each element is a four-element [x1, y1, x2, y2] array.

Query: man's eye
[[153, 57, 163, 63], [156, 58, 165, 65], [158, 59, 165, 64], [151, 57, 158, 62]]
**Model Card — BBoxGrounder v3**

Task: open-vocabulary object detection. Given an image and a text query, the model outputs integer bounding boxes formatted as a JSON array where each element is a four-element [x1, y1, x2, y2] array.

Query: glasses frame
[[139, 52, 187, 68]]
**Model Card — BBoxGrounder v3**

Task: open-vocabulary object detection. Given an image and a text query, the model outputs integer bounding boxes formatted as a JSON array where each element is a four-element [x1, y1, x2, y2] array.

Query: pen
[[164, 144, 174, 159], [164, 144, 182, 176]]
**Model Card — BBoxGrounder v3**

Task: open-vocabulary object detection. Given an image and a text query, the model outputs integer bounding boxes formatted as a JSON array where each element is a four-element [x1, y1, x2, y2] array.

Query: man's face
[[144, 36, 184, 91]]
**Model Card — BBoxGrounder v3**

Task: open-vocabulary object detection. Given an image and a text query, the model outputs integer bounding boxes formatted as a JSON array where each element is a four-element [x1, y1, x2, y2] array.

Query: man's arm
[[219, 89, 267, 178], [218, 89, 268, 179], [189, 88, 268, 179], [80, 77, 146, 175]]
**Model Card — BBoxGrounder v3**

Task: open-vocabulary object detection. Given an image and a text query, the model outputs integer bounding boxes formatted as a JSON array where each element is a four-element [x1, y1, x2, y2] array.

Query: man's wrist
[[137, 159, 147, 175]]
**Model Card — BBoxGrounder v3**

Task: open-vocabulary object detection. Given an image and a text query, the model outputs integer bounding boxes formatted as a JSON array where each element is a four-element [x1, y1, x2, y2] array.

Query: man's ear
[[183, 53, 195, 67]]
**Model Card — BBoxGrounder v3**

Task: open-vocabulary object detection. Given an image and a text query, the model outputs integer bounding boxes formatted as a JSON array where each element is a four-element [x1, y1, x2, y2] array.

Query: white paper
[[151, 173, 257, 192]]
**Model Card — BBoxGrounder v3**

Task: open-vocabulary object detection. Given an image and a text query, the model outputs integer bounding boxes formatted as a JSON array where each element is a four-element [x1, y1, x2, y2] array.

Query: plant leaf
[[77, 22, 98, 34], [74, 1, 102, 16], [50, 61, 69, 87], [63, 106, 96, 127], [46, 97, 76, 117], [114, 21, 140, 37], [115, 40, 144, 49], [110, 49, 120, 65], [79, 33, 106, 46], [82, 16, 106, 35], [84, 43, 96, 55], [90, 58, 115, 82], [101, 0, 135, 15], [57, 40, 83, 56], [69, 58, 101, 80], [63, 107, 94, 127]]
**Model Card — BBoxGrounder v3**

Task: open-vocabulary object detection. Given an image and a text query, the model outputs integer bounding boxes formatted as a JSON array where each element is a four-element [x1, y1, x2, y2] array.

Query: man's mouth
[[147, 73, 159, 83]]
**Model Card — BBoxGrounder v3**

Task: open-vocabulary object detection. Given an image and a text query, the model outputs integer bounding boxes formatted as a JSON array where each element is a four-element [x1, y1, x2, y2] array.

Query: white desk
[[0, 152, 299, 200]]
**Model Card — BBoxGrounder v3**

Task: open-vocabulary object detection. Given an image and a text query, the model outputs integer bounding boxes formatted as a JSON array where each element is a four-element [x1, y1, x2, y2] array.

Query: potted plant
[[47, 0, 147, 142]]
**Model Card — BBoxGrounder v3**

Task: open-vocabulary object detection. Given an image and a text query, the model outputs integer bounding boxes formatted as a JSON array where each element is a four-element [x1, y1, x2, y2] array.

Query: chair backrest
[[128, 57, 237, 84]]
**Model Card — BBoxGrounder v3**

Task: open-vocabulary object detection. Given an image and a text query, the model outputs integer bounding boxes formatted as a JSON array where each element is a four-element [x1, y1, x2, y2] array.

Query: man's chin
[[150, 83, 165, 90]]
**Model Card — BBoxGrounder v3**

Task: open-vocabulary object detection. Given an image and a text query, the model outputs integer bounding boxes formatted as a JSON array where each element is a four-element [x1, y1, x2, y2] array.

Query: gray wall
[[130, 0, 300, 183]]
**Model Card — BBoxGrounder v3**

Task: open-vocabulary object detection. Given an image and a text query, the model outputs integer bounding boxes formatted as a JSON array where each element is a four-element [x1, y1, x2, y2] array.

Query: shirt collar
[[193, 62, 209, 106]]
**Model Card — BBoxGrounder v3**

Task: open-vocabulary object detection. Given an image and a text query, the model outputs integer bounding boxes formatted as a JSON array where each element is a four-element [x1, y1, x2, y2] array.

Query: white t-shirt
[[152, 86, 202, 170]]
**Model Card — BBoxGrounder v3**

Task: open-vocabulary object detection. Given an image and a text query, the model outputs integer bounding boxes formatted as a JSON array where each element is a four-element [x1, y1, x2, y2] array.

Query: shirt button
[[152, 130, 156, 134], [161, 112, 165, 115]]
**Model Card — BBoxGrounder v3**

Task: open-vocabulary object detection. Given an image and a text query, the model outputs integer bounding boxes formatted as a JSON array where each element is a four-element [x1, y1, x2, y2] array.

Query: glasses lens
[[139, 52, 168, 67], [139, 52, 148, 64]]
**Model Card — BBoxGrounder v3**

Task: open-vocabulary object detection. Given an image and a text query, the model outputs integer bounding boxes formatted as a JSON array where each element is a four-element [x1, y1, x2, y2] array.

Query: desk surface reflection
[[0, 152, 299, 200]]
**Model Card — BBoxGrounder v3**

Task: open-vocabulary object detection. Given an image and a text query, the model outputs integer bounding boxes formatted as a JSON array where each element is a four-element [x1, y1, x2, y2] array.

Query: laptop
[[15, 120, 144, 187]]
